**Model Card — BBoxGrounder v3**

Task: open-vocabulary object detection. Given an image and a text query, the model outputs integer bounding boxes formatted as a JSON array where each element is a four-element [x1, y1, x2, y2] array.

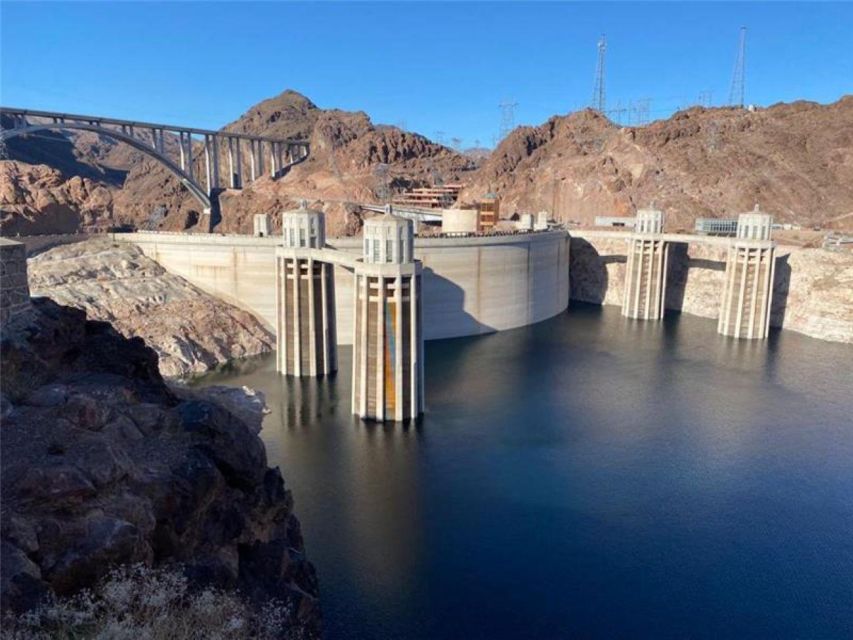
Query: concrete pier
[[352, 210, 423, 422], [718, 207, 775, 339], [622, 207, 669, 320], [275, 204, 337, 377], [253, 213, 270, 237]]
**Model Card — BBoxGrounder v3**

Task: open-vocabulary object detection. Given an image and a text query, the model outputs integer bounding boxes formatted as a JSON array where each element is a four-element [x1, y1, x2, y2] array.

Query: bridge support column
[[204, 134, 213, 194], [276, 203, 337, 377], [211, 136, 220, 189], [227, 137, 238, 188], [718, 207, 775, 339], [352, 210, 423, 422], [249, 140, 257, 181], [179, 132, 187, 171], [235, 139, 243, 188], [186, 133, 193, 181], [270, 142, 278, 177], [622, 206, 668, 320], [256, 140, 265, 177]]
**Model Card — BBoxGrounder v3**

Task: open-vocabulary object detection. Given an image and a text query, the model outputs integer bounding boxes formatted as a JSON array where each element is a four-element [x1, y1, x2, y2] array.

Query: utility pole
[[728, 26, 747, 107], [698, 90, 713, 107], [498, 100, 518, 141], [592, 34, 607, 113]]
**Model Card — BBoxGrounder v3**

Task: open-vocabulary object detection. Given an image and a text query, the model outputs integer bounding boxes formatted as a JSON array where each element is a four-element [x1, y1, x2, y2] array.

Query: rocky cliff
[[462, 97, 853, 231], [27, 239, 274, 377], [569, 236, 853, 343], [0, 162, 115, 235], [0, 298, 320, 635]]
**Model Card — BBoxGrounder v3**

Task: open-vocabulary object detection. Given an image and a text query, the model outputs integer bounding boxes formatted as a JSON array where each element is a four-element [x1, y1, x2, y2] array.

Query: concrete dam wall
[[115, 230, 571, 345]]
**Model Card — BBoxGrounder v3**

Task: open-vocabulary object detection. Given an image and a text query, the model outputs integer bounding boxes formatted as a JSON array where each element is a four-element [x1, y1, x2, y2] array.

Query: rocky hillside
[[112, 91, 476, 236], [0, 162, 115, 235], [1, 90, 475, 236], [0, 298, 320, 635], [461, 96, 853, 231], [5, 92, 852, 235], [27, 239, 274, 377]]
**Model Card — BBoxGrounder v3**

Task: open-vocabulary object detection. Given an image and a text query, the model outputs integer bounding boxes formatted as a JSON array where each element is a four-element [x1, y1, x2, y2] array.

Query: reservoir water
[[194, 304, 853, 639]]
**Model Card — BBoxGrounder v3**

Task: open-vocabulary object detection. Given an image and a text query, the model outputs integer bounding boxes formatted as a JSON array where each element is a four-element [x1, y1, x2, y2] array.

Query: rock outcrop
[[0, 298, 320, 636], [0, 162, 116, 235], [27, 238, 274, 377], [462, 97, 853, 231]]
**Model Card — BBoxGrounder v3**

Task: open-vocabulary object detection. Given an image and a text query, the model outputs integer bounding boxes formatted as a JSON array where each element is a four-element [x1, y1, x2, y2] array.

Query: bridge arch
[[0, 122, 211, 210]]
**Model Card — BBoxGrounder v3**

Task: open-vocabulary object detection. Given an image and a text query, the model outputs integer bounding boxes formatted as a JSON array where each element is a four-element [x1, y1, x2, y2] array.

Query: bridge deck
[[0, 106, 309, 144]]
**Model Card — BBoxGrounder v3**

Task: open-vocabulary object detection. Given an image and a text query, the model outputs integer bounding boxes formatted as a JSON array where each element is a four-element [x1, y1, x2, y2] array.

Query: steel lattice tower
[[498, 100, 518, 141], [729, 27, 747, 107], [592, 34, 607, 113]]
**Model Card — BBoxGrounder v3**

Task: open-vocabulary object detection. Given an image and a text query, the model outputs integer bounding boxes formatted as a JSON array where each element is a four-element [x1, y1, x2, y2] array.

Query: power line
[[592, 34, 607, 113], [729, 26, 747, 107], [498, 100, 518, 141]]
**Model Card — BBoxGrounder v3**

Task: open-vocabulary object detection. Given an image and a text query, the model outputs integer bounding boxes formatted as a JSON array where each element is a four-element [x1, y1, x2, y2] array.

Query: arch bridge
[[0, 106, 310, 215]]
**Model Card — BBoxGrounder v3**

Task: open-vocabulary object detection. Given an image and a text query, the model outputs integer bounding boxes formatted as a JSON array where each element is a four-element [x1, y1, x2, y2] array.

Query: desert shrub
[[4, 564, 305, 639]]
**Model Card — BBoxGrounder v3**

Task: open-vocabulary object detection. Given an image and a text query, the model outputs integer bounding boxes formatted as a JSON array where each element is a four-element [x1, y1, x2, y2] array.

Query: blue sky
[[2, 2, 851, 147]]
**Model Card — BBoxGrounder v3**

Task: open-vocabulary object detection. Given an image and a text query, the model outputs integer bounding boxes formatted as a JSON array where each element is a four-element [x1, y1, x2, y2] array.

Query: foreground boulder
[[0, 298, 320, 636]]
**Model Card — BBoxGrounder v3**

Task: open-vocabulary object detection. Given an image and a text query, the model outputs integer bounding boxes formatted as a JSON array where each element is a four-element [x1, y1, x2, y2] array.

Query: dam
[[111, 225, 572, 344], [110, 206, 787, 352]]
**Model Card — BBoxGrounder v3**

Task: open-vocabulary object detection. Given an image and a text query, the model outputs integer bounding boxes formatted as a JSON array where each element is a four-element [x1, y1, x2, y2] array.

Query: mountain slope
[[461, 96, 853, 230]]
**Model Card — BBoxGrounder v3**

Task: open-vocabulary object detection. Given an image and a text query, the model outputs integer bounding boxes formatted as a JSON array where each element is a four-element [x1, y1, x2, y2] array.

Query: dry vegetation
[[4, 564, 306, 640]]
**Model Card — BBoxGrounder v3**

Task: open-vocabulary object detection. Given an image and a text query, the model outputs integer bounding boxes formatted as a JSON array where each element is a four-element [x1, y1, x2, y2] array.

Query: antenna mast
[[592, 34, 607, 113], [728, 26, 747, 107]]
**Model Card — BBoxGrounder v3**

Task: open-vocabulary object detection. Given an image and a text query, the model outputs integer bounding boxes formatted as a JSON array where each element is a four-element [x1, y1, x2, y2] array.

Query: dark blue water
[[196, 304, 853, 639]]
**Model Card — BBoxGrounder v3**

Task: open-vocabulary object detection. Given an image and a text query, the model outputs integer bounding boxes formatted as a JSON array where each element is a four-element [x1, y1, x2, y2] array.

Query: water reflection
[[193, 304, 853, 640]]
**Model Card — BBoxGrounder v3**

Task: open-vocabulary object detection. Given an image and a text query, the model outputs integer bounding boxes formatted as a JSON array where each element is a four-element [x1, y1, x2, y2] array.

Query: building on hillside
[[392, 184, 462, 210], [477, 193, 500, 231]]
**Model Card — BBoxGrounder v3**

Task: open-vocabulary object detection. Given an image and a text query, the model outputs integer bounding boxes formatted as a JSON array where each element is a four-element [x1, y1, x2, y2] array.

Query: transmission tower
[[592, 34, 607, 113], [629, 98, 652, 126], [498, 100, 518, 141], [728, 26, 747, 107]]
